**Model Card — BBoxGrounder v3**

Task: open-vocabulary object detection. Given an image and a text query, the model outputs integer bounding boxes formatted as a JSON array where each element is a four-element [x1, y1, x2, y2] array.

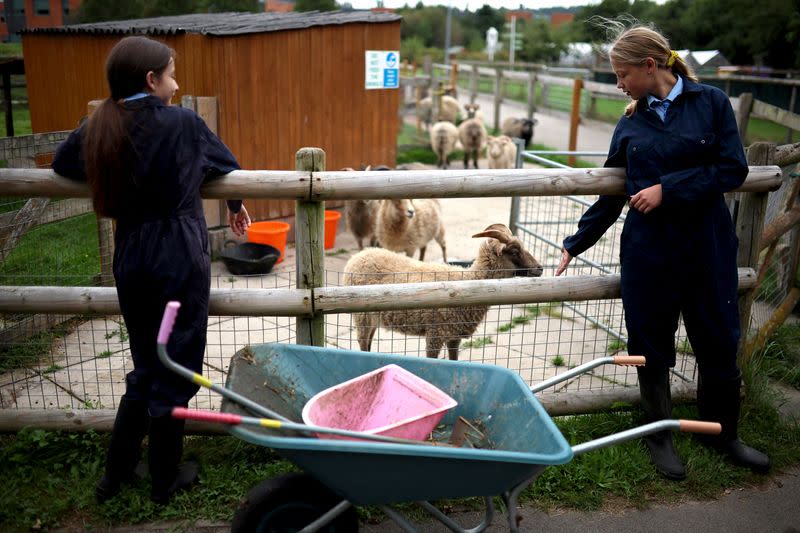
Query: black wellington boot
[[697, 373, 771, 474], [148, 415, 199, 505], [637, 367, 686, 480], [96, 396, 150, 503]]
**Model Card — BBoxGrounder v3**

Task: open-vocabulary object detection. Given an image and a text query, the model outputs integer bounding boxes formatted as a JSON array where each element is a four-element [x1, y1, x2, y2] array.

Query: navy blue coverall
[[52, 95, 241, 417], [563, 78, 748, 381]]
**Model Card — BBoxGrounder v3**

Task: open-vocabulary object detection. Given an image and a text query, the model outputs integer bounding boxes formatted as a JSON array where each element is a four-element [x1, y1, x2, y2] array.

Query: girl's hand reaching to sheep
[[555, 247, 573, 276], [630, 184, 662, 214]]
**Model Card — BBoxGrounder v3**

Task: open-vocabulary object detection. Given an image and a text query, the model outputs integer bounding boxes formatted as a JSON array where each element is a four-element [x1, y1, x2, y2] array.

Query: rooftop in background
[[22, 10, 401, 36]]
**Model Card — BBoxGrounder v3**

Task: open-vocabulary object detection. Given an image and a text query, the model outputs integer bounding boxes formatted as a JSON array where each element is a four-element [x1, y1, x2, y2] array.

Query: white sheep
[[458, 116, 487, 169], [462, 102, 484, 123], [375, 198, 447, 262], [416, 95, 460, 130], [343, 224, 543, 360], [486, 135, 518, 169], [429, 121, 459, 169]]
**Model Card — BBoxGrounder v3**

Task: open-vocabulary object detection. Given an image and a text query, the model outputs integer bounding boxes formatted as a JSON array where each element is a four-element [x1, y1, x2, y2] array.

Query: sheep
[[375, 198, 447, 262], [462, 102, 484, 123], [342, 165, 392, 250], [343, 223, 543, 360], [429, 121, 460, 169], [486, 135, 518, 169], [345, 199, 379, 250], [501, 117, 538, 148], [416, 95, 460, 130], [458, 115, 487, 169]]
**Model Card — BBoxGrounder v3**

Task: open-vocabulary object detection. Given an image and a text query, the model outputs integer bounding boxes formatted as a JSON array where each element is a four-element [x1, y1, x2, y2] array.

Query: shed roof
[[22, 10, 402, 36]]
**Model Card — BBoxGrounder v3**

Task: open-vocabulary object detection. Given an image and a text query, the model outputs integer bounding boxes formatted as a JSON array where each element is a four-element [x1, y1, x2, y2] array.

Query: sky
[[348, 0, 601, 9], [347, 0, 664, 10]]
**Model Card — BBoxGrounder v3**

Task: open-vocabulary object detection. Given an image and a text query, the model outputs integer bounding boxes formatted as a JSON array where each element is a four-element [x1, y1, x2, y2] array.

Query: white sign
[[365, 50, 400, 90], [486, 27, 498, 61]]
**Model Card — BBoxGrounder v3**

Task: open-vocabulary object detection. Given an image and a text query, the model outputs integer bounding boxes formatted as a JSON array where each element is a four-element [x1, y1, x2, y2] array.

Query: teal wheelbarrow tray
[[156, 302, 721, 532]]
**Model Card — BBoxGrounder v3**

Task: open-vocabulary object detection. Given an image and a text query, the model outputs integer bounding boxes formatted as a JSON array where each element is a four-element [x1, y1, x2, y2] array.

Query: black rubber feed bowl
[[220, 241, 280, 276], [447, 259, 474, 268]]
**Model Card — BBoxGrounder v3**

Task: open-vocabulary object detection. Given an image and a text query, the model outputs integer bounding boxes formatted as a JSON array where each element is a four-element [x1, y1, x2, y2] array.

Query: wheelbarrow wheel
[[231, 472, 359, 532]]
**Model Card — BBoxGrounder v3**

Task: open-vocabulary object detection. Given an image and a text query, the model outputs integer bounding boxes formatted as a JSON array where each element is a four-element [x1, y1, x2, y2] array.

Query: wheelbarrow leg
[[380, 497, 494, 533], [504, 469, 545, 533], [298, 500, 354, 533]]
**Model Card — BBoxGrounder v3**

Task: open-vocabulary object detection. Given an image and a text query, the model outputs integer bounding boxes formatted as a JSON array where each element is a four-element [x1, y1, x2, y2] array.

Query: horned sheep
[[343, 224, 543, 360], [458, 114, 487, 169], [375, 198, 447, 262]]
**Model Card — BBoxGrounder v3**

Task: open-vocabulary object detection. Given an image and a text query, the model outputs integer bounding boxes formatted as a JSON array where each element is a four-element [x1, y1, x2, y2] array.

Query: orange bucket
[[247, 221, 290, 263], [324, 210, 341, 250]]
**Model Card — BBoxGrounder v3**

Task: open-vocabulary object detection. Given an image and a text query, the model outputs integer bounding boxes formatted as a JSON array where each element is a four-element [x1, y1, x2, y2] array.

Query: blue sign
[[385, 52, 397, 68], [383, 69, 398, 88]]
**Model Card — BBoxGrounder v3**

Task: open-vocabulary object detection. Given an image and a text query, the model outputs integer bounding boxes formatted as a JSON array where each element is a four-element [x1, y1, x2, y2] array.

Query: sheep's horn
[[472, 223, 513, 243]]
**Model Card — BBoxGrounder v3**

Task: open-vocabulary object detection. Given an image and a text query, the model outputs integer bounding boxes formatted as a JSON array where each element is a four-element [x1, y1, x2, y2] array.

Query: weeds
[[607, 339, 627, 353], [462, 336, 493, 349], [551, 355, 565, 367]]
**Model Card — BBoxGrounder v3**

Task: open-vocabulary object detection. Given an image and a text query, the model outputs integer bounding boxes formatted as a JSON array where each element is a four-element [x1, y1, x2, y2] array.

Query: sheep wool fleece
[[563, 78, 747, 378], [52, 96, 241, 416]]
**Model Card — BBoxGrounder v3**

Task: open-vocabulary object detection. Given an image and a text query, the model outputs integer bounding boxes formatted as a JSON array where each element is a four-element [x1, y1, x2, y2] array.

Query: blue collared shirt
[[647, 75, 684, 122]]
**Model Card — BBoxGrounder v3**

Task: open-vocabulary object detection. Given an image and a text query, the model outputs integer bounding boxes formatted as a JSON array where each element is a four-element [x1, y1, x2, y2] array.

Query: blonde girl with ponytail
[[556, 20, 770, 480]]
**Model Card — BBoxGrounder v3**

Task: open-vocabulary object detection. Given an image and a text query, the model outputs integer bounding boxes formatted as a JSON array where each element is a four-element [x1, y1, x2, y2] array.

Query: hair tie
[[666, 50, 679, 67]]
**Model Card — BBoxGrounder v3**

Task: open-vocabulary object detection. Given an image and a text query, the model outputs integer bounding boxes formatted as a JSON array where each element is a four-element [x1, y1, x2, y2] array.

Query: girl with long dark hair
[[53, 35, 251, 504]]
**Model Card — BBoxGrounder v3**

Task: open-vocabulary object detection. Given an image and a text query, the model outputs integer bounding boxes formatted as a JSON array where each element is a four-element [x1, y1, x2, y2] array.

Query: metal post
[[508, 138, 526, 236]]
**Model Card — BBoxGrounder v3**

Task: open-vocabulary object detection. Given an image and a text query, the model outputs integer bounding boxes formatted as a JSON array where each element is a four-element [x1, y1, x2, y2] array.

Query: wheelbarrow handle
[[679, 419, 722, 434], [571, 419, 721, 456], [612, 355, 646, 366], [157, 301, 181, 345], [531, 355, 646, 393], [157, 302, 290, 422], [172, 407, 453, 447]]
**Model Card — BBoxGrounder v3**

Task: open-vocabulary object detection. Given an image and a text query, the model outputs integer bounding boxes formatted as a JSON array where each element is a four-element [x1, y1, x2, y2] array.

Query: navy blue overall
[[53, 96, 241, 416], [563, 79, 748, 381]]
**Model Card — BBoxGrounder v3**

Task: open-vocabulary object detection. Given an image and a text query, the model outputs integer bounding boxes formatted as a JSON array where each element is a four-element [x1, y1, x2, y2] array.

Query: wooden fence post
[[295, 147, 325, 347], [568, 78, 583, 167], [527, 71, 537, 119], [450, 61, 458, 96], [787, 86, 797, 144], [493, 68, 502, 132], [470, 64, 478, 103], [737, 92, 754, 144], [737, 142, 775, 363]]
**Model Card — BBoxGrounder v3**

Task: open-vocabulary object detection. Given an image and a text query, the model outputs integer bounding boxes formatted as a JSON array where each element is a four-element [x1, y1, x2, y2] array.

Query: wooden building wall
[[22, 20, 400, 222]]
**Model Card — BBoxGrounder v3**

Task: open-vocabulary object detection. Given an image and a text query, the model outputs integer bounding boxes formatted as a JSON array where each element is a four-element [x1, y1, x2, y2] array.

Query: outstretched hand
[[555, 247, 573, 276], [228, 205, 251, 237]]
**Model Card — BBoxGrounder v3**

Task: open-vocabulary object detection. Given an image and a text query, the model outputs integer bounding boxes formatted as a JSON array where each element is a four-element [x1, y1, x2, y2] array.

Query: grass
[[758, 323, 800, 389], [461, 336, 493, 349], [607, 339, 628, 353], [0, 212, 100, 286], [2, 341, 797, 531], [551, 355, 565, 367], [0, 318, 79, 373]]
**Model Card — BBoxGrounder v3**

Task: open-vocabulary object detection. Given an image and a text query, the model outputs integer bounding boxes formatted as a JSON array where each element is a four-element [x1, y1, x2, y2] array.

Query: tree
[[517, 19, 569, 64], [294, 0, 338, 11]]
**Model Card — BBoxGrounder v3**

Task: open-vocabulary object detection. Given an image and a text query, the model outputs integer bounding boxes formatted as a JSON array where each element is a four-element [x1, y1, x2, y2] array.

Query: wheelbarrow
[[156, 302, 720, 532]]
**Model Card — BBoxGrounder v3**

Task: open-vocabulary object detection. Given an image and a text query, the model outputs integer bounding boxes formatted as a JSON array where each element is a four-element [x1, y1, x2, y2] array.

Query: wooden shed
[[21, 11, 402, 224]]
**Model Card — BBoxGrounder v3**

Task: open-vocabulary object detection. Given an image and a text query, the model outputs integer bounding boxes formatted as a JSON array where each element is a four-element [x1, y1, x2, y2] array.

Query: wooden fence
[[0, 153, 786, 430]]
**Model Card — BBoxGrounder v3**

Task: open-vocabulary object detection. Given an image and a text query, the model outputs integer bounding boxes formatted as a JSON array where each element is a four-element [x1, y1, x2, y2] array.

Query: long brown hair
[[594, 18, 698, 116], [83, 36, 174, 217]]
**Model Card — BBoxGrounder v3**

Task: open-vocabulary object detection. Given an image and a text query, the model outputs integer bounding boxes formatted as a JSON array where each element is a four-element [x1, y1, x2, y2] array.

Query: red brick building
[[4, 0, 81, 41]]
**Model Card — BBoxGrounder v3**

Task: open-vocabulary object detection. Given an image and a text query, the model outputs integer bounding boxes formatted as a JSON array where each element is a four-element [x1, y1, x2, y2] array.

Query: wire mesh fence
[[0, 135, 793, 417]]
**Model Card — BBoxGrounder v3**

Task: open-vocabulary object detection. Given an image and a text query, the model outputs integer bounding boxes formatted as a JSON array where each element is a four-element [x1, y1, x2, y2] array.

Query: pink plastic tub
[[302, 364, 458, 442]]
